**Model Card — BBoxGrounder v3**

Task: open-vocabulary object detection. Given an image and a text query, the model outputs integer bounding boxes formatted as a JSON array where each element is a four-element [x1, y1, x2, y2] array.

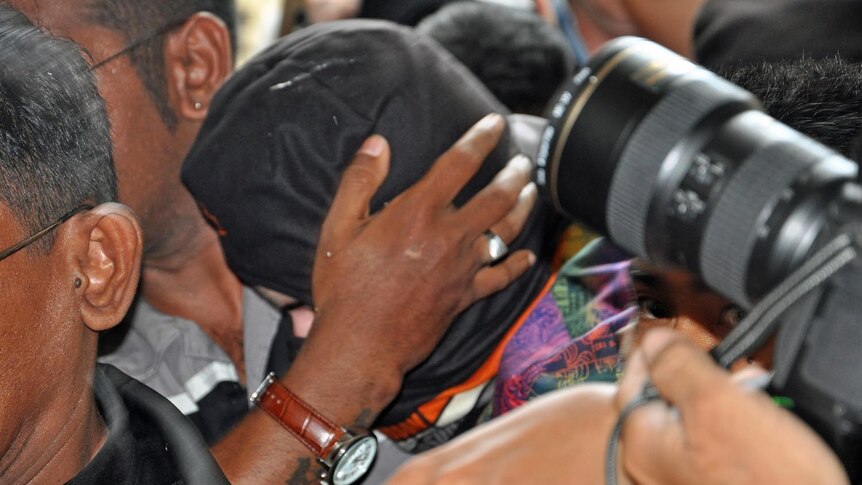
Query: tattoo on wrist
[[353, 408, 373, 428], [286, 457, 317, 485], [284, 409, 375, 484]]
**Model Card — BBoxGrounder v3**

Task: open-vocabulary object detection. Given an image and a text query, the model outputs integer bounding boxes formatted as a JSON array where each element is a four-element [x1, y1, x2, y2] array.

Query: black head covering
[[359, 0, 457, 26], [694, 0, 862, 68], [182, 19, 557, 426]]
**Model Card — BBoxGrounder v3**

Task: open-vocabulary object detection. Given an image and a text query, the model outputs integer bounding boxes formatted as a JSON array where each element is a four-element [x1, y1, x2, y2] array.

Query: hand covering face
[[182, 20, 557, 431]]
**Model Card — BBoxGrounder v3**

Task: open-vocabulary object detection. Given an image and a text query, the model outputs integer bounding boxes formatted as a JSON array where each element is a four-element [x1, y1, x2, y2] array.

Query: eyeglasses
[[0, 204, 94, 262], [91, 18, 187, 70]]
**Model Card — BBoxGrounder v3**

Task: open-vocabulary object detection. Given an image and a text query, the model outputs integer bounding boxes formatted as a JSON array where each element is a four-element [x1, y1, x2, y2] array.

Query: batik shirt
[[493, 238, 635, 416]]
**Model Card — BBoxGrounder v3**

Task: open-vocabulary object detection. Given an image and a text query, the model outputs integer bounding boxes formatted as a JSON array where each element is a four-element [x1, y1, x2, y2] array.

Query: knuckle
[[432, 212, 471, 245], [451, 139, 489, 164], [489, 183, 521, 209], [481, 184, 518, 212], [476, 269, 503, 296], [343, 163, 381, 188], [651, 338, 696, 377], [493, 219, 517, 242], [402, 210, 438, 241], [502, 261, 520, 285]]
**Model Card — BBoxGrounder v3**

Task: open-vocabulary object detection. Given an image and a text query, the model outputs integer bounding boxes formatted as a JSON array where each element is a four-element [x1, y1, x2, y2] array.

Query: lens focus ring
[[700, 134, 833, 306], [606, 77, 753, 258]]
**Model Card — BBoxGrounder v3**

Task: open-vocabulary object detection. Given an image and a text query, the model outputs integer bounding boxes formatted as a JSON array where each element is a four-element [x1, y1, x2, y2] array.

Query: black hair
[[717, 56, 862, 158], [0, 4, 116, 251], [85, 0, 236, 131], [417, 1, 576, 116]]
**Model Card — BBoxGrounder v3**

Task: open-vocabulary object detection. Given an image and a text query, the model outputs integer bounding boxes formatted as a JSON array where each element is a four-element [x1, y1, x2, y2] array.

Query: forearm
[[213, 320, 403, 484], [211, 118, 534, 483], [212, 410, 322, 484]]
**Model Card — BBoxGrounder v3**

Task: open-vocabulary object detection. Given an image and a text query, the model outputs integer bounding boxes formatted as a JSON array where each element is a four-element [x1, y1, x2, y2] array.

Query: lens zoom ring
[[607, 79, 749, 257], [700, 142, 819, 306]]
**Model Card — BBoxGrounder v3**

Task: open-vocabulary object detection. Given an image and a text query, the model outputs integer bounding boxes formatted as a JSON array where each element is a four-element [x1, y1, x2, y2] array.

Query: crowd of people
[[1, 0, 860, 484]]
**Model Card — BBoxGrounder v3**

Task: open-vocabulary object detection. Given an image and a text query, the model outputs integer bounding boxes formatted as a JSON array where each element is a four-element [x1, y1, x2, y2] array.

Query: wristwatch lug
[[318, 431, 378, 485], [251, 372, 378, 485], [250, 372, 275, 403], [320, 429, 368, 468]]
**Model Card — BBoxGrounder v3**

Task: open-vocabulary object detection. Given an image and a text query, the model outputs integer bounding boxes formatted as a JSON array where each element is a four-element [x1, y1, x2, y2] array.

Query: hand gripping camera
[[536, 37, 862, 481]]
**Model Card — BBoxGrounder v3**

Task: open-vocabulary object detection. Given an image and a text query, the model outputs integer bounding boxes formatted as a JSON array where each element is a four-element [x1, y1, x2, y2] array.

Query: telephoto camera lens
[[536, 36, 858, 307]]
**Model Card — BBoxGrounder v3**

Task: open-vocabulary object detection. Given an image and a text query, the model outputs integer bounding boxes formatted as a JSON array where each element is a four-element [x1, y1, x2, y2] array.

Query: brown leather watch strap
[[253, 374, 346, 459]]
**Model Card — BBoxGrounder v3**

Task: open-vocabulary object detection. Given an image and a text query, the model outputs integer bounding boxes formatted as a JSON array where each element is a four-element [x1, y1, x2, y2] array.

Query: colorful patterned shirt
[[493, 238, 635, 416]]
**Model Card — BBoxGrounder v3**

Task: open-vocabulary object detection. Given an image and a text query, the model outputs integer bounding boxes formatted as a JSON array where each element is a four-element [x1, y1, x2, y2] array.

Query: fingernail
[[509, 153, 533, 171], [521, 182, 538, 198], [478, 113, 503, 131], [358, 135, 386, 157], [527, 252, 536, 266]]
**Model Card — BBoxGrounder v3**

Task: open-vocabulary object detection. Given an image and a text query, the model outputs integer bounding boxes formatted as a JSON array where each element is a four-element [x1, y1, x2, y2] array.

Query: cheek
[[632, 317, 721, 353], [97, 69, 151, 159], [94, 66, 172, 215], [96, 70, 138, 156], [632, 317, 674, 347], [0, 266, 45, 343], [0, 264, 61, 407], [0, 263, 65, 348], [673, 318, 721, 351]]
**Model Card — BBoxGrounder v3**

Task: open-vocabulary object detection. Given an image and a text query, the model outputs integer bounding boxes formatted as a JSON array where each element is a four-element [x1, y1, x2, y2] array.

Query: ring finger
[[473, 182, 537, 264]]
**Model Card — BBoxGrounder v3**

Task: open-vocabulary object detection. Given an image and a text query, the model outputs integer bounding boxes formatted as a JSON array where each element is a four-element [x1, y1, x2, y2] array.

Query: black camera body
[[536, 36, 862, 480]]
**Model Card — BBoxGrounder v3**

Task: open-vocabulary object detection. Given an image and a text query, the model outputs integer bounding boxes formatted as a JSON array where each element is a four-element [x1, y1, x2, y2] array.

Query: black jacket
[[68, 364, 228, 484]]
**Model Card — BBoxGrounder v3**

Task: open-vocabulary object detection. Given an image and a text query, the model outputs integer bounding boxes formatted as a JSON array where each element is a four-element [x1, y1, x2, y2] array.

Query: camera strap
[[605, 231, 858, 485], [710, 232, 857, 368], [605, 381, 661, 485]]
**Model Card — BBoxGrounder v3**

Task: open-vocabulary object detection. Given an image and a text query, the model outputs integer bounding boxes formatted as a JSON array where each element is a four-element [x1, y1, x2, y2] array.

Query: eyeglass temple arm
[[0, 204, 94, 260]]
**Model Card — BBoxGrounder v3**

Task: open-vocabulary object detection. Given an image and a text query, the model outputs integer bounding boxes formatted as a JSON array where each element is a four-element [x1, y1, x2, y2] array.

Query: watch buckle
[[250, 371, 276, 404]]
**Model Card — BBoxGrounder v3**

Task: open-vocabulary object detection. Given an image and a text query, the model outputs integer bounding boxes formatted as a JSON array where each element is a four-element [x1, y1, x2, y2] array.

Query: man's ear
[[69, 203, 143, 332], [164, 12, 233, 121]]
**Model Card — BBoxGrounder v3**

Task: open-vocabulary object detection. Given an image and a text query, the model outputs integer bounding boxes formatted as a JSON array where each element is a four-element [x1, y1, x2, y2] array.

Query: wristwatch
[[251, 372, 378, 485]]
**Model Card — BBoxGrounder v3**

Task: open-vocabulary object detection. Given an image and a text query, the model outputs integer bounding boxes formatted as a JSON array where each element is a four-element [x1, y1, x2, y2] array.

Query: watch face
[[331, 436, 378, 485]]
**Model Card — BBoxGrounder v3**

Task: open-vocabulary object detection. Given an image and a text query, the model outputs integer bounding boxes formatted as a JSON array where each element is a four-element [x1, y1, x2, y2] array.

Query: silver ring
[[484, 230, 509, 264]]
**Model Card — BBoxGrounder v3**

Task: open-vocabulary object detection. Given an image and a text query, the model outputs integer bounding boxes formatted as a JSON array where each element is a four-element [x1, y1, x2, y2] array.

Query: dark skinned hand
[[215, 114, 538, 484], [307, 112, 537, 385], [617, 328, 849, 485]]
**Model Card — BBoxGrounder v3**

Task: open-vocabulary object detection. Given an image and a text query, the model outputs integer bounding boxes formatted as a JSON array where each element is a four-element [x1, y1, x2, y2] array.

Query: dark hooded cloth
[[694, 0, 862, 68], [359, 0, 458, 26], [182, 19, 557, 449]]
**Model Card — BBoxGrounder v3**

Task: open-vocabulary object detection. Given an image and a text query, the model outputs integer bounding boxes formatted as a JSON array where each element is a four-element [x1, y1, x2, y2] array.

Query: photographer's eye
[[718, 305, 745, 328], [637, 297, 672, 319]]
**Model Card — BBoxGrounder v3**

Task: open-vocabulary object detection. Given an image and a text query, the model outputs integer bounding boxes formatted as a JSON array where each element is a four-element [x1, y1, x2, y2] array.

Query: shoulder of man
[[98, 364, 230, 485]]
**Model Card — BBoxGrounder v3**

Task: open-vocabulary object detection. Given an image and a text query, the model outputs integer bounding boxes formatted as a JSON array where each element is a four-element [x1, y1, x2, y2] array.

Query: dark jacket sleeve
[[101, 364, 230, 485]]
